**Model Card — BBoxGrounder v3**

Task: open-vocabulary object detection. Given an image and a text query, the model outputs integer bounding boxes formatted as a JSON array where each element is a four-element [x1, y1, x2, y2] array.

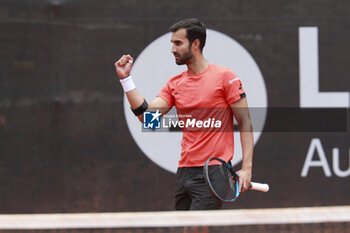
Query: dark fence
[[0, 0, 349, 216]]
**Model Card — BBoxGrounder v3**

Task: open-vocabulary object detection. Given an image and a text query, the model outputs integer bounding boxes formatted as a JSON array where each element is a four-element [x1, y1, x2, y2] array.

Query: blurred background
[[0, 0, 349, 232]]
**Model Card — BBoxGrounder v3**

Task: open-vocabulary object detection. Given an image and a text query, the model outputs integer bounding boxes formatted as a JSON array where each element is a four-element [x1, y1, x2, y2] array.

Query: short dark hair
[[169, 18, 206, 52]]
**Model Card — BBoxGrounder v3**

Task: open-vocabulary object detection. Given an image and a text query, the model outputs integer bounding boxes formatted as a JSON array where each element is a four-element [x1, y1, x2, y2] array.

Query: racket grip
[[250, 182, 269, 192]]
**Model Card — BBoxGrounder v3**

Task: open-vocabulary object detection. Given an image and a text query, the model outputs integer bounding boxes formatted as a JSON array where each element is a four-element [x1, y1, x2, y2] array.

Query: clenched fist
[[115, 54, 134, 79]]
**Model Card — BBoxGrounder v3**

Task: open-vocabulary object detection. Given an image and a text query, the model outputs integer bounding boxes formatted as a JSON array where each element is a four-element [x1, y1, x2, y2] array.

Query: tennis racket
[[203, 157, 269, 203]]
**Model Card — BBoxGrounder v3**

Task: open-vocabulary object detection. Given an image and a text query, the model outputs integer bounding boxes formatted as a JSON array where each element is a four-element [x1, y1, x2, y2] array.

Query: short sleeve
[[157, 81, 175, 109], [223, 69, 246, 104]]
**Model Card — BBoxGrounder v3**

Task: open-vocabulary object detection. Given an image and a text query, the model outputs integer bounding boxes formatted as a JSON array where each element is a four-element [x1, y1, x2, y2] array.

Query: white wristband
[[120, 75, 136, 92]]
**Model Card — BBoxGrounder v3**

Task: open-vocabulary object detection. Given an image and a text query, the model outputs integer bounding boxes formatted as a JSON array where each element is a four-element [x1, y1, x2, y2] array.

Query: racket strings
[[207, 164, 237, 201]]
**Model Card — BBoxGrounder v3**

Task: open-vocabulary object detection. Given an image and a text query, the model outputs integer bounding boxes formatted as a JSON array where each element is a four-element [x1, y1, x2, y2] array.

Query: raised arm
[[115, 55, 171, 121], [230, 97, 254, 194]]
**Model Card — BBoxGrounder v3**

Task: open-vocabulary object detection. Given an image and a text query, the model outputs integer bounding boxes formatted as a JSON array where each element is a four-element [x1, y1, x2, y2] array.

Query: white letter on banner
[[301, 138, 332, 177], [299, 27, 349, 108], [332, 148, 350, 177]]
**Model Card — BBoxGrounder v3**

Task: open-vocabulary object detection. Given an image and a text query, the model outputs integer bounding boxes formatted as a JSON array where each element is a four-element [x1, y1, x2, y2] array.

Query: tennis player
[[115, 18, 254, 210]]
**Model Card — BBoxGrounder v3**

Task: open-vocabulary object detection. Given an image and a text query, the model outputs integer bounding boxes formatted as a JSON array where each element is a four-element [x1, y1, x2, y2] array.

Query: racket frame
[[204, 157, 240, 203]]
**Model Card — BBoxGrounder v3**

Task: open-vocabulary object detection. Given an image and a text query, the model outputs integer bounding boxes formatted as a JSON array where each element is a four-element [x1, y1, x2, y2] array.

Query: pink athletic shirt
[[158, 63, 246, 167]]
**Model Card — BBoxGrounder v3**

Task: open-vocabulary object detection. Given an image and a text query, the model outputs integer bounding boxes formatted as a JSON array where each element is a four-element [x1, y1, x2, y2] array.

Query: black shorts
[[174, 166, 223, 210]]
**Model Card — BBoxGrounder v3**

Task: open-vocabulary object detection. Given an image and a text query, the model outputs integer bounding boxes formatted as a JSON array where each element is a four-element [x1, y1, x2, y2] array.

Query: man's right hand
[[115, 54, 134, 79]]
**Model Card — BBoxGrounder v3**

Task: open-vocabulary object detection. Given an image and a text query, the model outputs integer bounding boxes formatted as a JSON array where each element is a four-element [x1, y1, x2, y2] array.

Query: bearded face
[[171, 28, 194, 66]]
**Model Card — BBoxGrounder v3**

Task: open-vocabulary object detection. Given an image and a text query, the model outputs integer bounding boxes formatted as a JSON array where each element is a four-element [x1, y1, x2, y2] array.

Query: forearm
[[121, 81, 170, 122], [125, 88, 144, 110], [237, 111, 254, 170], [123, 88, 146, 122], [240, 130, 254, 171]]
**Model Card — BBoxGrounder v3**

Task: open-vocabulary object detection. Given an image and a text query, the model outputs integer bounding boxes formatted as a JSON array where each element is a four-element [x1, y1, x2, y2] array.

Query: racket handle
[[250, 182, 269, 192]]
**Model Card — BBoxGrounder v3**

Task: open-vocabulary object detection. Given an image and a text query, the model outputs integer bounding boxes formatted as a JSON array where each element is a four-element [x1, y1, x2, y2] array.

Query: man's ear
[[192, 39, 200, 50]]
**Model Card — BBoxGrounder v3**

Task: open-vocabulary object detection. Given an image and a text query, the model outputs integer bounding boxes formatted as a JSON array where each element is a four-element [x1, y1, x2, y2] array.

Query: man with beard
[[115, 18, 254, 210]]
